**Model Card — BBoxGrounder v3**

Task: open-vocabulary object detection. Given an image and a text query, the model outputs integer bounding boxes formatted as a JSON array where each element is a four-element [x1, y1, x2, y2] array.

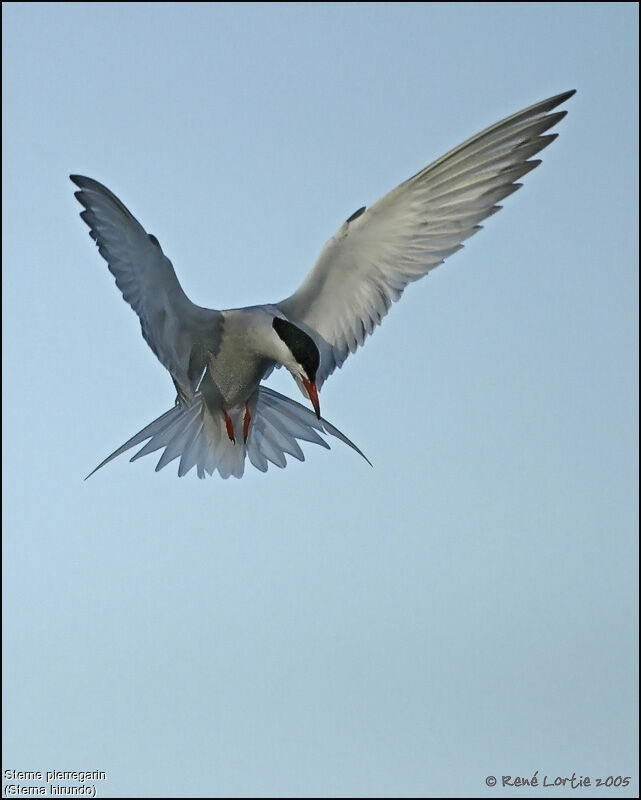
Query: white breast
[[208, 308, 276, 408]]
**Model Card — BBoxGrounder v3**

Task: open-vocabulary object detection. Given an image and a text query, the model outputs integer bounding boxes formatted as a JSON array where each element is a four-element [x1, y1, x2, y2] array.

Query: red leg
[[243, 403, 251, 443], [222, 409, 235, 443]]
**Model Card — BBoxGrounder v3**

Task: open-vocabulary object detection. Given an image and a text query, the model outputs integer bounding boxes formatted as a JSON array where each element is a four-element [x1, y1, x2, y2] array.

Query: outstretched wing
[[277, 90, 575, 387], [71, 175, 221, 388]]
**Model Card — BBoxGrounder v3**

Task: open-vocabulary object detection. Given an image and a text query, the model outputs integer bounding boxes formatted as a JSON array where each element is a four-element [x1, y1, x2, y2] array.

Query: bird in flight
[[72, 89, 575, 479]]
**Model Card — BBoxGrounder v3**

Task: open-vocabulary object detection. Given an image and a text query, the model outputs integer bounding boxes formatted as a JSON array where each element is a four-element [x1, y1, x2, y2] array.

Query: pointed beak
[[301, 376, 321, 419]]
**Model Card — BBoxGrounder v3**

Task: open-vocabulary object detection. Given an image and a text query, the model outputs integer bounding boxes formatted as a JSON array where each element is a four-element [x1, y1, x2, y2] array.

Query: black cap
[[272, 317, 320, 381]]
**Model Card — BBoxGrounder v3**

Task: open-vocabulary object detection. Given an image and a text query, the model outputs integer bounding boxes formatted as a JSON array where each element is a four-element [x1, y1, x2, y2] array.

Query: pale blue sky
[[2, 3, 638, 797]]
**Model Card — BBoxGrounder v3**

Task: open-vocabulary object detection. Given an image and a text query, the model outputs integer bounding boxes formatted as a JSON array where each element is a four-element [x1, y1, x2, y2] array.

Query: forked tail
[[86, 386, 371, 479]]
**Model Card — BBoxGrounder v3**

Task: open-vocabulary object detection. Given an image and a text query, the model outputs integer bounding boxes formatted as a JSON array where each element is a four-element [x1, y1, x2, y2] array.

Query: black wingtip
[[70, 174, 102, 192], [70, 175, 93, 195], [346, 206, 366, 224], [553, 89, 577, 106]]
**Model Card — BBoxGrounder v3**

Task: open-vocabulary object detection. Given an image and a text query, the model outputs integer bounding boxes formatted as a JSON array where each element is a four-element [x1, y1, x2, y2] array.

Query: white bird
[[72, 90, 574, 479]]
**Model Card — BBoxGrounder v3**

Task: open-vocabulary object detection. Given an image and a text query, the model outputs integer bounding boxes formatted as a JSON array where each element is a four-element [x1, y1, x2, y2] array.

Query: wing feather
[[71, 175, 221, 389], [278, 91, 575, 386]]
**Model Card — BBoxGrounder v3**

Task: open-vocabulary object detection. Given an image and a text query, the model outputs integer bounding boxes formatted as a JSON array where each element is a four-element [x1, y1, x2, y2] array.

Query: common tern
[[72, 89, 574, 479]]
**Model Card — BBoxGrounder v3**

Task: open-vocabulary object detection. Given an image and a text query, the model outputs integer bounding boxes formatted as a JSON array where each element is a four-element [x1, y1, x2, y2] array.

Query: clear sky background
[[2, 3, 638, 798]]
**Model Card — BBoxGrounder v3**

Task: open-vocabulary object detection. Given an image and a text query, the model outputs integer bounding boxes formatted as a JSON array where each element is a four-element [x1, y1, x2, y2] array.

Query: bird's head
[[272, 317, 321, 419]]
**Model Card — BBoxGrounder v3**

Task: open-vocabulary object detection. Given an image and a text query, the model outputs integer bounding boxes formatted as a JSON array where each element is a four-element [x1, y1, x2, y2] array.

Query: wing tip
[[70, 174, 91, 189], [523, 158, 542, 172], [555, 89, 577, 104], [541, 89, 576, 113]]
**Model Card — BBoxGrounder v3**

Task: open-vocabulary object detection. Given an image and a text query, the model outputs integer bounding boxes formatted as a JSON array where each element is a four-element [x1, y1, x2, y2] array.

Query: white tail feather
[[85, 387, 371, 480]]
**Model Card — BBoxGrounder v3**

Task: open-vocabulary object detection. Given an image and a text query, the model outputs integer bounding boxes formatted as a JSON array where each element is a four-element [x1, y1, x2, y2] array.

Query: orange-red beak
[[302, 376, 321, 419]]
